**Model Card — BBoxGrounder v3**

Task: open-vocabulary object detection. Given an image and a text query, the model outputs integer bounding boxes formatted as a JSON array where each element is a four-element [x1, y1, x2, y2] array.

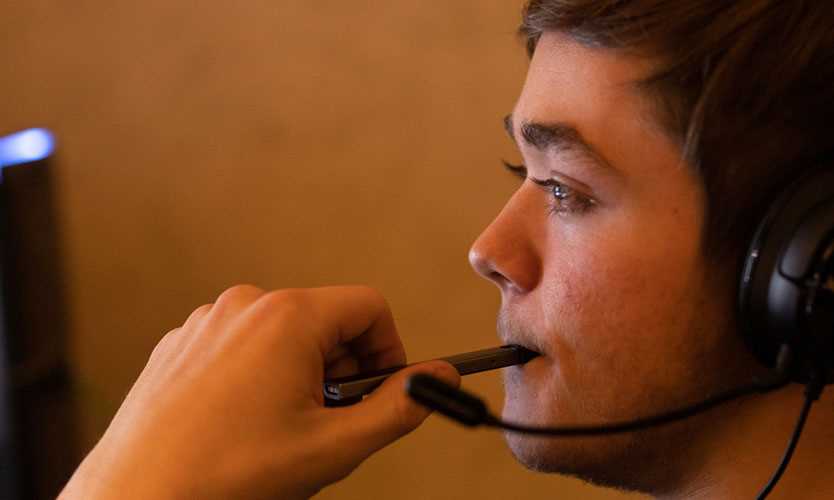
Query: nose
[[468, 188, 542, 295]]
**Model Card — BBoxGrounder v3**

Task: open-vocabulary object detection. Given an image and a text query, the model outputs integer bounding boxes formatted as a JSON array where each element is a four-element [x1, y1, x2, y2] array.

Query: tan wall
[[1, 2, 646, 499]]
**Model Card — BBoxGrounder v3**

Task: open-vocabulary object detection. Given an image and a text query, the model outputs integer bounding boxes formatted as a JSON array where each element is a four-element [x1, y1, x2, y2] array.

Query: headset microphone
[[406, 346, 823, 500], [405, 369, 793, 436]]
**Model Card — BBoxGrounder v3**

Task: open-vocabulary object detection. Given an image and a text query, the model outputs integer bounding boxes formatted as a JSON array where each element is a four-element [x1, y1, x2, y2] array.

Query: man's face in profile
[[468, 32, 753, 490]]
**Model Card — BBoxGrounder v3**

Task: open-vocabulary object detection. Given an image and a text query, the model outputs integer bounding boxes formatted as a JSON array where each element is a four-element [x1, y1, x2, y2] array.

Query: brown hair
[[520, 0, 834, 265]]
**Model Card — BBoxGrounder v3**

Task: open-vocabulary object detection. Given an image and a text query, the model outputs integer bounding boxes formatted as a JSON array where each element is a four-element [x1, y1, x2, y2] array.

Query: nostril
[[488, 271, 506, 284], [470, 245, 510, 288]]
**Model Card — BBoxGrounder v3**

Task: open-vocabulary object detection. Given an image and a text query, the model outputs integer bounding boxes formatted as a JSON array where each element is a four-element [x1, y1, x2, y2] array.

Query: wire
[[482, 376, 790, 436], [755, 372, 824, 500], [482, 372, 822, 499], [407, 342, 828, 498]]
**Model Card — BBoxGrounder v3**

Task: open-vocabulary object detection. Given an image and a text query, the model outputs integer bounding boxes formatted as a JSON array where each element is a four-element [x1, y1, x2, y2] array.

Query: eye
[[502, 160, 596, 216]]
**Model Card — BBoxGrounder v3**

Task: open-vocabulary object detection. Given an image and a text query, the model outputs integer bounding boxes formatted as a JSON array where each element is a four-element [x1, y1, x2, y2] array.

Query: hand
[[59, 285, 460, 500]]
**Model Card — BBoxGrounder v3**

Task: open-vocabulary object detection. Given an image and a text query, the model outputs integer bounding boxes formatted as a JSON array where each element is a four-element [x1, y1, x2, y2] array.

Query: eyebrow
[[503, 114, 619, 175]]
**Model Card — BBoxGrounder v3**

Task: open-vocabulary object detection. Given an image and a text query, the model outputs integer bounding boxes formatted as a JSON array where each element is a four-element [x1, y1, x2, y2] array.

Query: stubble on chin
[[496, 318, 707, 494], [498, 353, 739, 496], [499, 384, 683, 495]]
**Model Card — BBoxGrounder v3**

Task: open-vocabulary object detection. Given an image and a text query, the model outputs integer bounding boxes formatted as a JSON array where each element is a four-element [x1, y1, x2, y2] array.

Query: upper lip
[[497, 308, 546, 356], [500, 335, 543, 356]]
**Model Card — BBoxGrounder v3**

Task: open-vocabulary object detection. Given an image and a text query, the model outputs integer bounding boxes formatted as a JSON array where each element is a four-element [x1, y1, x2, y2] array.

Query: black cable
[[407, 341, 831, 499], [478, 376, 790, 436], [407, 344, 798, 435], [409, 371, 821, 499], [755, 372, 824, 500]]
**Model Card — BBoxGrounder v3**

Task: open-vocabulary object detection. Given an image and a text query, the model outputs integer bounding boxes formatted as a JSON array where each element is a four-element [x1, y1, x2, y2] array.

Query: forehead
[[514, 32, 664, 148], [513, 32, 680, 180]]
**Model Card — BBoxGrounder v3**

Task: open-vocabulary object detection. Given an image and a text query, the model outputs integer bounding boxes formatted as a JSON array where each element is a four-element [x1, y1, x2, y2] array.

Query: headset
[[739, 164, 834, 385], [407, 161, 834, 499]]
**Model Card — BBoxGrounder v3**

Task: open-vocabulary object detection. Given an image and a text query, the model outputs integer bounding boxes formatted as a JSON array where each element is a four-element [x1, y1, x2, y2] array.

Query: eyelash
[[502, 160, 597, 216]]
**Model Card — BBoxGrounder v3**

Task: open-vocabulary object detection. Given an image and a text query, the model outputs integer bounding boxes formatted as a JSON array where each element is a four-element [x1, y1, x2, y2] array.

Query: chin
[[501, 408, 658, 493], [501, 386, 566, 474], [503, 429, 561, 473], [500, 369, 672, 494], [501, 368, 567, 473]]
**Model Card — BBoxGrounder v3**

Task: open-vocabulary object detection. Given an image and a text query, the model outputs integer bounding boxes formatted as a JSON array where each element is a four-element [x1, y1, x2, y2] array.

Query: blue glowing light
[[0, 128, 55, 168]]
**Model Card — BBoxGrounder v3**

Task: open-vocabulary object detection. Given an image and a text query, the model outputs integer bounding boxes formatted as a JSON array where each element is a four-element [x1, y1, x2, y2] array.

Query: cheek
[[535, 222, 708, 407]]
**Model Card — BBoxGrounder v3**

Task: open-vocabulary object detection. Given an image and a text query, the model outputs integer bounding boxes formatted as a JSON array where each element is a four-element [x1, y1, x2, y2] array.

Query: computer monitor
[[0, 128, 58, 500]]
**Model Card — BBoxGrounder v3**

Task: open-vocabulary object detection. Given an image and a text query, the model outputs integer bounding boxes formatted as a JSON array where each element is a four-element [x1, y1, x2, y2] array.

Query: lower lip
[[514, 353, 544, 370]]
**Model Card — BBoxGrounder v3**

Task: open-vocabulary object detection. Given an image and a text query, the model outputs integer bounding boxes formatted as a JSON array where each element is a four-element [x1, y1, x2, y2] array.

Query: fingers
[[298, 286, 406, 370], [148, 327, 182, 364], [324, 344, 361, 378], [182, 304, 212, 330], [158, 284, 446, 490], [247, 286, 406, 372], [332, 360, 461, 459], [192, 286, 400, 367], [206, 284, 265, 326], [175, 285, 264, 343]]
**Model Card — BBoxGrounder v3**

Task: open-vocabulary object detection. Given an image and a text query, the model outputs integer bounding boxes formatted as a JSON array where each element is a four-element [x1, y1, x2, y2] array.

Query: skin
[[59, 285, 460, 500], [61, 31, 834, 500], [468, 32, 834, 499]]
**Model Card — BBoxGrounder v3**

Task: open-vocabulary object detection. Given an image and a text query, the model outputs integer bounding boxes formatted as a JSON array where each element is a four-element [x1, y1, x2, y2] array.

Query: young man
[[60, 1, 834, 499]]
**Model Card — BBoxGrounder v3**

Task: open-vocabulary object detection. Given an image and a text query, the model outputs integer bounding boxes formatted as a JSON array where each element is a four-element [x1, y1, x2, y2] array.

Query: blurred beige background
[[1, 1, 646, 499]]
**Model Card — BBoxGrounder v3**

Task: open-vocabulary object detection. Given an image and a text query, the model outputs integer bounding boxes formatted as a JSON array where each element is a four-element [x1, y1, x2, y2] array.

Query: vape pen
[[323, 344, 539, 406]]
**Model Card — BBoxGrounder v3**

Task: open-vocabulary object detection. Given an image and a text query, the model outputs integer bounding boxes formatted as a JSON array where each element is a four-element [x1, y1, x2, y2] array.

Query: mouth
[[496, 310, 547, 366], [501, 335, 544, 358], [499, 340, 544, 372], [511, 344, 541, 363]]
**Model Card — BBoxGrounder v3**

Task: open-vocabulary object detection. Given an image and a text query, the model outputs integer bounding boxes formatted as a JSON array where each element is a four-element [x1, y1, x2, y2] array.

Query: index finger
[[285, 286, 406, 371]]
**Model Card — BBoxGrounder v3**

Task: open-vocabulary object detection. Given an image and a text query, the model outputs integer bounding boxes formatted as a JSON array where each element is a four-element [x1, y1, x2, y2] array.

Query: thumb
[[338, 360, 461, 457]]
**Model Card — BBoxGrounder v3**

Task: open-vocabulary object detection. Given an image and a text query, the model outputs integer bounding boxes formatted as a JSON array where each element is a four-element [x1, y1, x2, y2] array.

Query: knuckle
[[161, 327, 180, 343], [214, 284, 263, 309], [219, 284, 263, 301], [149, 328, 179, 360], [257, 289, 308, 317], [185, 303, 212, 324]]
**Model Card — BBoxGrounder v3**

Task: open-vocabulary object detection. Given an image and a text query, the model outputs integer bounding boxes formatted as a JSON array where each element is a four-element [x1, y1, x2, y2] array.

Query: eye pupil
[[552, 182, 569, 200]]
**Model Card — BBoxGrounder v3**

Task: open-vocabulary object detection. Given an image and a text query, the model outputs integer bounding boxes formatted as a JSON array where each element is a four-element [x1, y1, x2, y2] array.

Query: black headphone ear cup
[[738, 168, 834, 384]]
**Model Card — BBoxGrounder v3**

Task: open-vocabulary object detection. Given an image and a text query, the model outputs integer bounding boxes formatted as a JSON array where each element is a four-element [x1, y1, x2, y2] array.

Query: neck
[[657, 383, 834, 500]]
